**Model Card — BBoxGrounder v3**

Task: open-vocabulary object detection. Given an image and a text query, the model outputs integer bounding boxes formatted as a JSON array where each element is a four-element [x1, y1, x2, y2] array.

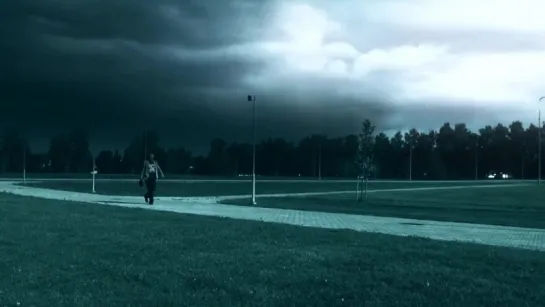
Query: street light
[[248, 95, 257, 205], [539, 97, 545, 184]]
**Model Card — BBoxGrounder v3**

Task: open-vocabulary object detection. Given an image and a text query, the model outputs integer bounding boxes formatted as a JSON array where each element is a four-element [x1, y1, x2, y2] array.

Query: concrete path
[[218, 182, 531, 200], [1, 181, 544, 252]]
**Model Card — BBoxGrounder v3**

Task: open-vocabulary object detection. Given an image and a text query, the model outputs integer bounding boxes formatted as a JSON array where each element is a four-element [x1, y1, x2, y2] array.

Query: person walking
[[139, 153, 164, 205]]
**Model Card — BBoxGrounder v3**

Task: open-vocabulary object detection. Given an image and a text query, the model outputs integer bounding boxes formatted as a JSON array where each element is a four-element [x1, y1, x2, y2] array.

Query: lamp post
[[22, 142, 26, 185], [248, 95, 257, 205], [475, 138, 479, 180], [408, 138, 414, 182], [521, 148, 525, 181], [91, 128, 97, 193], [539, 97, 545, 184], [143, 131, 148, 160], [409, 145, 413, 181], [318, 135, 323, 180]]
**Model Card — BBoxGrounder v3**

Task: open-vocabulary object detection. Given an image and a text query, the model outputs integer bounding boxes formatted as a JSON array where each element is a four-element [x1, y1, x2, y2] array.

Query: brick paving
[[1, 180, 544, 252]]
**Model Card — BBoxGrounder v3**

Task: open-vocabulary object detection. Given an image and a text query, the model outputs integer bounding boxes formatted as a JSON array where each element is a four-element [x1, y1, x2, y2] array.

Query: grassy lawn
[[2, 173, 355, 180], [0, 194, 544, 306], [23, 179, 518, 197], [223, 184, 545, 229]]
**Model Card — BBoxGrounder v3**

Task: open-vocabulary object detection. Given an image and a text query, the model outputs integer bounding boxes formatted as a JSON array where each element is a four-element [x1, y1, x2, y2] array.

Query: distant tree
[[390, 132, 405, 179], [35, 118, 545, 180], [67, 129, 91, 173], [0, 134, 3, 172], [342, 134, 360, 177], [227, 142, 252, 176], [0, 129, 27, 173], [509, 121, 526, 178], [415, 130, 435, 179], [322, 137, 344, 177], [373, 133, 392, 178], [123, 131, 165, 174], [206, 138, 231, 176], [46, 130, 91, 173], [191, 156, 207, 174], [96, 150, 114, 173], [257, 138, 276, 176], [165, 147, 192, 174], [123, 134, 144, 174], [111, 150, 123, 173], [296, 136, 319, 177], [356, 119, 376, 201], [404, 128, 419, 180], [48, 134, 71, 172]]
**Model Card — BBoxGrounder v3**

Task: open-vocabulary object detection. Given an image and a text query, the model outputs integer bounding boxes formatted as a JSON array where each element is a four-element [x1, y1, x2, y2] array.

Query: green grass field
[[1, 173, 353, 180], [223, 184, 545, 229], [24, 179, 518, 197], [1, 193, 544, 306]]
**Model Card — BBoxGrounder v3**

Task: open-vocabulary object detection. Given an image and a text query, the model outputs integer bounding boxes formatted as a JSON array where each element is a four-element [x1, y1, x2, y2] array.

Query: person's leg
[[147, 178, 157, 205], [144, 179, 151, 204]]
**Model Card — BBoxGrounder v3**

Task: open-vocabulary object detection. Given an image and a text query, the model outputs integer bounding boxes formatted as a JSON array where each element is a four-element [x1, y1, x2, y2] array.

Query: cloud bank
[[1, 0, 543, 150]]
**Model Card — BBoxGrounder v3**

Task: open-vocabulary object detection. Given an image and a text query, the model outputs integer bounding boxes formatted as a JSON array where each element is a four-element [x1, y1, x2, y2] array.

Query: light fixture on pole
[[248, 95, 257, 205], [539, 97, 545, 184]]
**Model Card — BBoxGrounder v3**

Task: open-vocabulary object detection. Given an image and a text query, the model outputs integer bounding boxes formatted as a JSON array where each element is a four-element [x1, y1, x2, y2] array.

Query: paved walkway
[[1, 181, 544, 252]]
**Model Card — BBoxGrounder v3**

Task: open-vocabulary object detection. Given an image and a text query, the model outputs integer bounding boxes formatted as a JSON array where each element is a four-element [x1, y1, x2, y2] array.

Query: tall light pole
[[22, 142, 26, 185], [248, 95, 257, 205], [143, 131, 148, 160], [521, 149, 525, 181], [475, 140, 478, 180], [409, 146, 412, 181], [318, 136, 322, 180], [91, 127, 97, 193], [409, 142, 413, 181], [539, 97, 545, 184]]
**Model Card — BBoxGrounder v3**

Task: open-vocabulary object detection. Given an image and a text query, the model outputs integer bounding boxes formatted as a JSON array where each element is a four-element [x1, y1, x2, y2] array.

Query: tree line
[[0, 120, 542, 180]]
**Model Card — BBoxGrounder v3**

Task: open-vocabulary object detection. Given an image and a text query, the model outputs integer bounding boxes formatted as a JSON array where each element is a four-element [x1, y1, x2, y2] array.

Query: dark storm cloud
[[3, 0, 274, 49], [1, 2, 263, 124], [0, 0, 393, 152]]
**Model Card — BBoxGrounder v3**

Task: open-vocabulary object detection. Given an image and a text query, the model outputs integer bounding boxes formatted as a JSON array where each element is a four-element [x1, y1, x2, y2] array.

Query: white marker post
[[91, 168, 97, 193], [248, 95, 257, 205]]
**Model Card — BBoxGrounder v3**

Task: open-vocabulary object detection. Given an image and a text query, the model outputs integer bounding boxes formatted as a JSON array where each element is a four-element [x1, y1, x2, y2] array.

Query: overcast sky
[[1, 0, 544, 152]]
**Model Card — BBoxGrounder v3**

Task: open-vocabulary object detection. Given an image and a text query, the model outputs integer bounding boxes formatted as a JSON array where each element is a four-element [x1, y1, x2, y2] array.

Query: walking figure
[[139, 153, 164, 205]]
